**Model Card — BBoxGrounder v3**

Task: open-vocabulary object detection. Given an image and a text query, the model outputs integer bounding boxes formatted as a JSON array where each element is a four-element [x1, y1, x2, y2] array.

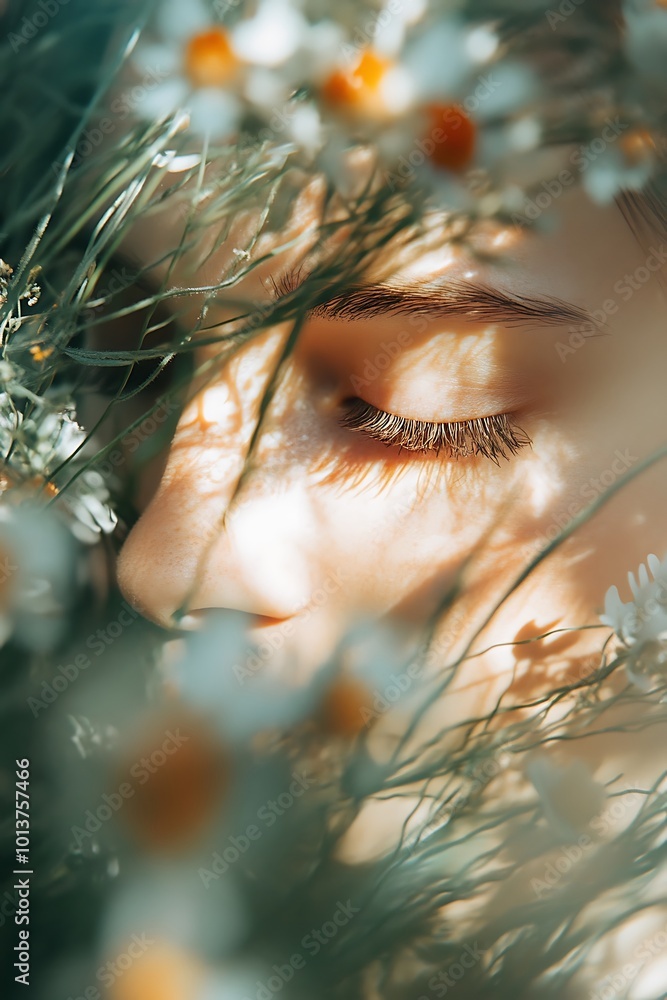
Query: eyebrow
[[305, 277, 598, 330]]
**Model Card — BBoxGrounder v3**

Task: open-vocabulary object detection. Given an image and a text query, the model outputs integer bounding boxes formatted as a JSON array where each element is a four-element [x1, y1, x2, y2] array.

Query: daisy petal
[[600, 585, 625, 630], [133, 77, 189, 122], [648, 553, 662, 578], [186, 88, 240, 138], [232, 0, 306, 67], [156, 0, 211, 43], [131, 41, 181, 78]]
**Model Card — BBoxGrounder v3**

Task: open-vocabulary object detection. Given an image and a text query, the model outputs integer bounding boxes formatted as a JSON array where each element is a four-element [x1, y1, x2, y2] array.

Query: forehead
[[121, 152, 641, 324]]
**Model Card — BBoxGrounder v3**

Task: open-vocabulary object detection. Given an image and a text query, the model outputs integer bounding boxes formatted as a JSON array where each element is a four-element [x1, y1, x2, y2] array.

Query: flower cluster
[[2, 3, 667, 997], [120, 0, 667, 215], [0, 258, 41, 340], [0, 260, 117, 544]]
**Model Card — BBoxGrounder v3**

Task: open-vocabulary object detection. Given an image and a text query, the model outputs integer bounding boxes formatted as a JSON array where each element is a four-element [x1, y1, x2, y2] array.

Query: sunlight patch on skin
[[394, 240, 461, 284], [586, 908, 667, 999], [519, 458, 560, 520], [223, 490, 315, 611], [198, 384, 239, 429], [506, 420, 582, 525], [179, 448, 244, 488], [381, 327, 527, 420]]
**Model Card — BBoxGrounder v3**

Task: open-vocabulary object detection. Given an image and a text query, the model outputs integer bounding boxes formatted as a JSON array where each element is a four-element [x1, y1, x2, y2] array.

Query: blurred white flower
[[131, 0, 243, 138], [232, 0, 307, 67], [403, 19, 473, 100], [198, 963, 283, 1000], [0, 504, 76, 651], [102, 862, 248, 959], [129, 0, 314, 140], [172, 614, 316, 741], [582, 144, 653, 205], [624, 0, 667, 84]]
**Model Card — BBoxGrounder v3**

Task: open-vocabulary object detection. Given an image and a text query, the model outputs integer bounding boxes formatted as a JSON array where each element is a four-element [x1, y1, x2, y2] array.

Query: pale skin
[[117, 173, 667, 687], [110, 162, 667, 993]]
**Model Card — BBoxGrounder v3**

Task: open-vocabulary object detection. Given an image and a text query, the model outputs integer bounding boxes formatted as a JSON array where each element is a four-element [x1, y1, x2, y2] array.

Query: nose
[[117, 469, 315, 628], [116, 333, 316, 629]]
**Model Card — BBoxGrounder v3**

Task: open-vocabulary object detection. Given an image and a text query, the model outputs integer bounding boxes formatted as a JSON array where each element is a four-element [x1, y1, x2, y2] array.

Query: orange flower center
[[322, 50, 395, 117], [184, 27, 239, 89], [619, 127, 656, 166], [29, 344, 54, 363], [423, 103, 476, 173], [109, 943, 203, 1000], [319, 674, 375, 737], [119, 714, 228, 852]]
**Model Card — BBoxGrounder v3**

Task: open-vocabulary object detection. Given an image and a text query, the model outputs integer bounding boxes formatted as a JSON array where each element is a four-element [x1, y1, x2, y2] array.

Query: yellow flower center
[[322, 50, 395, 117], [619, 127, 656, 166], [184, 27, 239, 89], [30, 344, 53, 363]]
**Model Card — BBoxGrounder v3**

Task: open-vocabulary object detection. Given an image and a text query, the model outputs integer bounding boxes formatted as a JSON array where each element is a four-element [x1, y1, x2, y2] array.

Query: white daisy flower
[[129, 0, 312, 141], [600, 554, 667, 690], [130, 0, 244, 139], [600, 554, 667, 647], [0, 393, 117, 544]]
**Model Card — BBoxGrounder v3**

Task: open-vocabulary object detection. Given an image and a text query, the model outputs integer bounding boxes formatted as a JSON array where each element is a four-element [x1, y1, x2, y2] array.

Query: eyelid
[[339, 398, 531, 463]]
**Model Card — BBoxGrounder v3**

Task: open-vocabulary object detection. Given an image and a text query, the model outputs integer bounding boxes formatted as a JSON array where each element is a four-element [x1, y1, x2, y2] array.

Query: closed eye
[[339, 398, 532, 464]]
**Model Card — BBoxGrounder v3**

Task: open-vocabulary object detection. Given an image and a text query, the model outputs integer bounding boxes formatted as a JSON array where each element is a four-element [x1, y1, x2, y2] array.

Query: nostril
[[251, 614, 293, 629], [173, 611, 208, 631], [173, 609, 289, 633]]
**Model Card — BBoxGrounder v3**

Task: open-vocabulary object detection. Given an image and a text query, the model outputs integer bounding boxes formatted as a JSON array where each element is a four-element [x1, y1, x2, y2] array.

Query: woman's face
[[116, 171, 667, 723]]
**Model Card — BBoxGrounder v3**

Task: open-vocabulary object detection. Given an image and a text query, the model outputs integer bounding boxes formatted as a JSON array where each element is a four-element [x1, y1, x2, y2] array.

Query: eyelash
[[339, 398, 532, 463]]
